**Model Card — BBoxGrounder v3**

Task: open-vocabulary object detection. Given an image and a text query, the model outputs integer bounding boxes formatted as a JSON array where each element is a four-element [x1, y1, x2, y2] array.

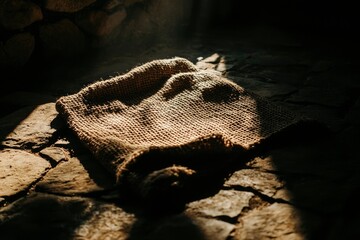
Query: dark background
[[190, 0, 359, 41], [2, 0, 359, 94]]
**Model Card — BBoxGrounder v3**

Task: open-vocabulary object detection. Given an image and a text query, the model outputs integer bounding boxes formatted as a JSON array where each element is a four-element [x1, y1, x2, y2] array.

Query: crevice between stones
[[223, 185, 289, 205], [34, 185, 120, 200], [38, 146, 69, 167], [31, 129, 63, 153], [244, 165, 324, 180], [0, 163, 52, 208]]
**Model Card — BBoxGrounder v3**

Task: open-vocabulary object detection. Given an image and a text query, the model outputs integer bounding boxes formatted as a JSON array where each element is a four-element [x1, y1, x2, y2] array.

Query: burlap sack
[[56, 57, 302, 203]]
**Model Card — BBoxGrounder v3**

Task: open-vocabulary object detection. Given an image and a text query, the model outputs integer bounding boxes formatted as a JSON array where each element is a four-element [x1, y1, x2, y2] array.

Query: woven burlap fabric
[[56, 57, 301, 201]]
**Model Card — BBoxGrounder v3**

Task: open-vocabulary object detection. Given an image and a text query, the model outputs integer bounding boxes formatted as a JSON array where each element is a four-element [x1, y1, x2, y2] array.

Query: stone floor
[[1, 25, 360, 239]]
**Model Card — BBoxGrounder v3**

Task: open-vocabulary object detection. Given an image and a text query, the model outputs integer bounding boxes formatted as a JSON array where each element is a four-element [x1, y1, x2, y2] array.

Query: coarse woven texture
[[56, 57, 302, 201]]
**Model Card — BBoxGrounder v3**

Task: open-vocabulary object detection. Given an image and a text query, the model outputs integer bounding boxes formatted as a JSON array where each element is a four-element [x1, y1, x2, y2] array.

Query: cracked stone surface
[[0, 149, 50, 197], [225, 169, 285, 198], [235, 203, 321, 240], [39, 146, 68, 164], [129, 214, 235, 240], [1, 23, 360, 239], [36, 153, 115, 195], [0, 193, 135, 240], [0, 103, 62, 150], [186, 190, 254, 218], [191, 217, 235, 240]]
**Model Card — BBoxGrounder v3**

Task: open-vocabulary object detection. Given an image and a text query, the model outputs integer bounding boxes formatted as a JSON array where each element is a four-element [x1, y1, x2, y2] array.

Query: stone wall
[[0, 0, 193, 71]]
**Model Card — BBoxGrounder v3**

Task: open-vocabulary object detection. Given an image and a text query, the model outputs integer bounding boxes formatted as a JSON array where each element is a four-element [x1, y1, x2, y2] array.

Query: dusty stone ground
[[1, 25, 360, 239]]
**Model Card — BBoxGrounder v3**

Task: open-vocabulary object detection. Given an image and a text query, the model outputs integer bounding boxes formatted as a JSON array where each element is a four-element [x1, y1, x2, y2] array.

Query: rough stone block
[[0, 149, 51, 197], [186, 190, 253, 218], [0, 103, 61, 150], [0, 193, 135, 239], [36, 153, 115, 195], [39, 19, 87, 58], [224, 169, 284, 198], [76, 8, 126, 37], [0, 0, 42, 30], [235, 203, 321, 239], [44, 0, 96, 13], [0, 33, 35, 68]]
